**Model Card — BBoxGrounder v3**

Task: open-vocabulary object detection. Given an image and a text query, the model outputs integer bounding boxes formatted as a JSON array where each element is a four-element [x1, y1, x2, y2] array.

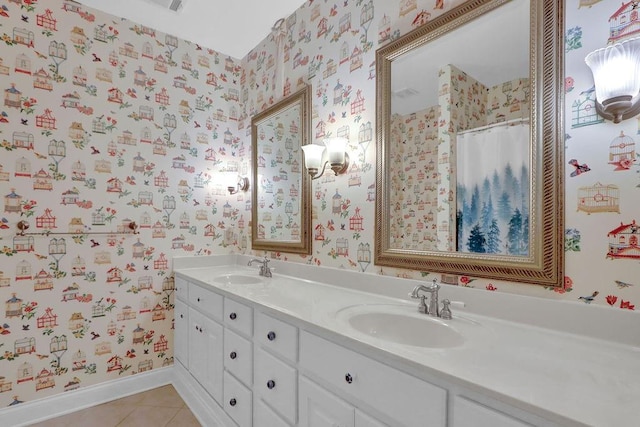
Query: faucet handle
[[418, 295, 428, 314], [440, 299, 452, 320]]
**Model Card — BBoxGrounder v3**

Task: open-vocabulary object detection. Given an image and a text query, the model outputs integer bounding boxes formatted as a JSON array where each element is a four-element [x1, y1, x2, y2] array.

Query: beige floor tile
[[27, 416, 69, 427], [27, 385, 189, 427], [165, 407, 201, 427], [135, 384, 184, 409], [116, 405, 181, 427], [29, 402, 138, 427]]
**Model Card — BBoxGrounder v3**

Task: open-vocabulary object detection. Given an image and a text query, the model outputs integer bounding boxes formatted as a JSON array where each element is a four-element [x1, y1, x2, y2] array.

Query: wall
[[0, 0, 245, 406], [1, 0, 638, 411], [241, 0, 640, 312]]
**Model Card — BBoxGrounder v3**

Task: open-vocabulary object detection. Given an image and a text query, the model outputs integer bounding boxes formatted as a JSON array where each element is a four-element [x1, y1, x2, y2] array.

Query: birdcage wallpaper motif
[[609, 131, 636, 169], [577, 183, 620, 214]]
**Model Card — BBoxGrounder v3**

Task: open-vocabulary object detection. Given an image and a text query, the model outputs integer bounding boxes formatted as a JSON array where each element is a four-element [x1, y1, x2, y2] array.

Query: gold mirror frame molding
[[374, 0, 564, 286], [251, 85, 312, 254]]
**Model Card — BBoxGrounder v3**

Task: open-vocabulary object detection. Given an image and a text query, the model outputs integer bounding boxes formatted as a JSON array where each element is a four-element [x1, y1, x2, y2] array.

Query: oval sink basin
[[211, 274, 262, 285], [337, 304, 467, 348]]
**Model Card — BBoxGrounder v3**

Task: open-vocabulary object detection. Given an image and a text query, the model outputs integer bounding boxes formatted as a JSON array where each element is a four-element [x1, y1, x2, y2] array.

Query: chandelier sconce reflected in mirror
[[220, 169, 250, 195], [301, 137, 350, 180], [585, 36, 640, 124]]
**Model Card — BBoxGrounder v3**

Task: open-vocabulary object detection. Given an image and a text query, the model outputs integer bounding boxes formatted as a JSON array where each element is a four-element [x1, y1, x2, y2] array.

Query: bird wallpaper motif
[[0, 0, 638, 410]]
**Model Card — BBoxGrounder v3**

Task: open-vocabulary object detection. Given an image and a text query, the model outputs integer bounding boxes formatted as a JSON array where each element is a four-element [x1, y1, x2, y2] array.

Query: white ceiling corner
[[76, 0, 304, 59]]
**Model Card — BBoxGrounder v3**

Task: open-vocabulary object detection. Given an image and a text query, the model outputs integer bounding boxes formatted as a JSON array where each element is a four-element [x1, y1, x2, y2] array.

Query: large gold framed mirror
[[375, 0, 563, 286], [251, 86, 312, 254]]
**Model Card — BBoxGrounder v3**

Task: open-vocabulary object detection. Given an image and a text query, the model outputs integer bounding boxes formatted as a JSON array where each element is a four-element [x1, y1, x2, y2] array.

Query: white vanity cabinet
[[173, 299, 189, 368], [188, 304, 224, 404], [299, 331, 447, 427], [253, 311, 299, 426], [451, 396, 538, 427], [299, 375, 355, 427], [174, 272, 549, 427]]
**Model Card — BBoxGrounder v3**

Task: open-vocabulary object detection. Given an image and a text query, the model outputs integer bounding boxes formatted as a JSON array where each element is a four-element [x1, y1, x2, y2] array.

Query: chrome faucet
[[410, 279, 449, 318], [248, 256, 272, 277]]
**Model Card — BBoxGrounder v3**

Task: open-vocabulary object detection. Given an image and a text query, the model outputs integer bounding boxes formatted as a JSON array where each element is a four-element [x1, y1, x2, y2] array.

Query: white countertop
[[174, 255, 640, 427]]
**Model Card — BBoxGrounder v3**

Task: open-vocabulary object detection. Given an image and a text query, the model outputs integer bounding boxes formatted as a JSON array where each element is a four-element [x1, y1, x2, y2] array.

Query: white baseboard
[[2, 368, 173, 427], [0, 365, 234, 427]]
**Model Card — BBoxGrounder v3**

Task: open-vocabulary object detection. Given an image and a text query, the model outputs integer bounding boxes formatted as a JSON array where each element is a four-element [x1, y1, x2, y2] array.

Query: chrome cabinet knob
[[345, 373, 353, 384]]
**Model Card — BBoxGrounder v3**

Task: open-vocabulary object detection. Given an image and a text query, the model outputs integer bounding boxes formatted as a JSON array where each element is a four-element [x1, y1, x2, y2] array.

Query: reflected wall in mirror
[[375, 0, 564, 286], [251, 85, 312, 254]]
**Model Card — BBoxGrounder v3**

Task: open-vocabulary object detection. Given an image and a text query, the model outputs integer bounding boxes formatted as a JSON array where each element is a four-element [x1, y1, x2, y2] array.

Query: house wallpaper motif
[[0, 0, 638, 410], [0, 0, 245, 407]]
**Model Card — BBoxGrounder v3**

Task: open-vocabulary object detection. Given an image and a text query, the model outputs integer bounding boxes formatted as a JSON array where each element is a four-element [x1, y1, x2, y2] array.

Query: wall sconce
[[585, 37, 640, 123], [220, 170, 249, 195], [301, 137, 350, 180]]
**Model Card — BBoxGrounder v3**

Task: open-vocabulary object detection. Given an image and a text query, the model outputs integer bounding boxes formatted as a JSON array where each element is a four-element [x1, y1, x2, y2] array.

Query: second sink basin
[[336, 304, 468, 348], [211, 274, 262, 285]]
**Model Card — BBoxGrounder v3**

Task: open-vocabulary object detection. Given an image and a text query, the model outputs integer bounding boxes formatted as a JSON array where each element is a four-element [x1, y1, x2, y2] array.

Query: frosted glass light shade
[[585, 37, 640, 123], [324, 137, 348, 165], [301, 144, 325, 171]]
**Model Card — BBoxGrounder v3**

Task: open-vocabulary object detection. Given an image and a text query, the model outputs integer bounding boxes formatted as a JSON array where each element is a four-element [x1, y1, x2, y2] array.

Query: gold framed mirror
[[375, 0, 564, 286], [251, 85, 312, 254]]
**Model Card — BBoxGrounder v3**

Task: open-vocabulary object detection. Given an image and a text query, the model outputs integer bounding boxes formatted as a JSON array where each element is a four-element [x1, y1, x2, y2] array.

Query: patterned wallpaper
[[0, 0, 638, 411], [241, 0, 640, 310], [0, 0, 244, 407]]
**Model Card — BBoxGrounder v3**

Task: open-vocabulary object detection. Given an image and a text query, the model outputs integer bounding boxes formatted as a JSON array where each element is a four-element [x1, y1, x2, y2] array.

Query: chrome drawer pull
[[229, 312, 237, 320], [229, 351, 237, 360], [267, 380, 276, 389], [229, 398, 237, 406]]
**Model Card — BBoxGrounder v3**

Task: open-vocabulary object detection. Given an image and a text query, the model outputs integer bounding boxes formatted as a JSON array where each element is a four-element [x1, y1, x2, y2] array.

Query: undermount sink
[[336, 304, 467, 348], [211, 274, 262, 285]]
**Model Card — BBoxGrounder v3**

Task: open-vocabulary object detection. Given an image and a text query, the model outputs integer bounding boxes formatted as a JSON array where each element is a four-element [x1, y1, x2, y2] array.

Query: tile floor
[[28, 384, 200, 427]]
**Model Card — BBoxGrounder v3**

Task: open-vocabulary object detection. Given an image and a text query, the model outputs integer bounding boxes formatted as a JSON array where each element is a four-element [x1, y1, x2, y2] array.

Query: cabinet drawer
[[299, 376, 354, 427], [300, 331, 446, 427], [254, 347, 297, 425], [452, 396, 533, 427], [175, 276, 189, 302], [254, 311, 298, 362], [224, 328, 253, 386], [189, 284, 223, 321], [254, 399, 290, 427], [224, 371, 253, 427], [224, 297, 253, 337]]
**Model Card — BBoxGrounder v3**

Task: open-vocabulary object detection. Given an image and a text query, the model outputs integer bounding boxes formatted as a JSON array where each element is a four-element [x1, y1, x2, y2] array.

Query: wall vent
[[149, 0, 183, 12], [392, 87, 420, 99]]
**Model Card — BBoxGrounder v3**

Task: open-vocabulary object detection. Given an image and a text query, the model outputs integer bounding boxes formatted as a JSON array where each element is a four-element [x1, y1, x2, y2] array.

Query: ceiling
[[76, 0, 304, 59], [392, 0, 529, 116]]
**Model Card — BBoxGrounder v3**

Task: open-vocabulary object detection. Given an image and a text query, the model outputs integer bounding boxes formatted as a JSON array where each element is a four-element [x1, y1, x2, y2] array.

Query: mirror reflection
[[375, 0, 564, 286], [389, 0, 529, 255], [251, 86, 311, 254]]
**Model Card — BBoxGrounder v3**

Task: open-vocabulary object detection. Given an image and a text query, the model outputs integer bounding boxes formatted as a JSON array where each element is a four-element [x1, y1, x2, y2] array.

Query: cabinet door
[[174, 299, 189, 368], [254, 399, 290, 427], [189, 308, 224, 404], [299, 376, 354, 427], [452, 396, 533, 427], [355, 410, 387, 427]]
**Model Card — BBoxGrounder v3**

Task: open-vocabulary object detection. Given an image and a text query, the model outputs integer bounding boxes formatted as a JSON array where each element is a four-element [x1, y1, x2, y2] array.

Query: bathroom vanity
[[173, 255, 640, 427]]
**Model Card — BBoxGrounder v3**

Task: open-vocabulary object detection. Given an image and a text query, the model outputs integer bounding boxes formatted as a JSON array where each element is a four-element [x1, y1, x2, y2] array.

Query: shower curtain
[[456, 122, 530, 256]]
